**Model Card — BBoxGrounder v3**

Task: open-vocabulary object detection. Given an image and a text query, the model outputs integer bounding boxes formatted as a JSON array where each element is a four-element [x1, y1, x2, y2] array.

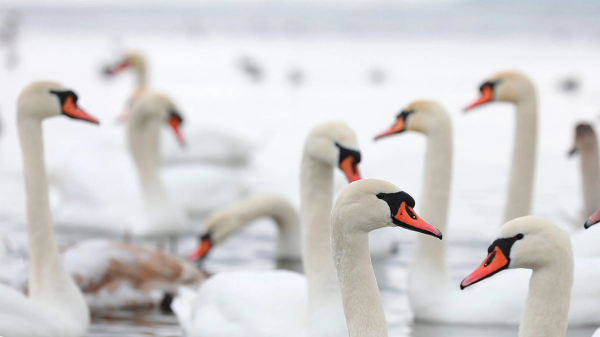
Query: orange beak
[[168, 116, 186, 147], [106, 61, 128, 76], [394, 201, 442, 239], [188, 235, 213, 261], [585, 208, 600, 229], [339, 155, 361, 182], [460, 246, 509, 289], [374, 117, 405, 140], [464, 85, 494, 112], [62, 96, 99, 124]]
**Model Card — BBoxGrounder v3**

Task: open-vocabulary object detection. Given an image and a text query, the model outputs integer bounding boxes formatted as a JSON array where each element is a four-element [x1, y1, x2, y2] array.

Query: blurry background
[[0, 0, 599, 336]]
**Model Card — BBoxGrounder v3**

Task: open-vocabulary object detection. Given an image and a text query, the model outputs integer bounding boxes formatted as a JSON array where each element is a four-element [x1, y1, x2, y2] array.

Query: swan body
[[461, 217, 573, 337], [172, 121, 362, 337], [375, 100, 600, 326], [0, 81, 97, 337], [188, 193, 301, 270], [10, 239, 205, 310]]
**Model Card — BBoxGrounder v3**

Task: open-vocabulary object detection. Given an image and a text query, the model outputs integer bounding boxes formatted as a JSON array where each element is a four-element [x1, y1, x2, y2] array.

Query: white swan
[[171, 121, 361, 337], [10, 239, 206, 311], [461, 216, 573, 337], [0, 81, 95, 336], [569, 123, 600, 221], [104, 51, 253, 167], [52, 92, 248, 236], [188, 193, 302, 270], [331, 179, 442, 337], [374, 100, 600, 326], [465, 71, 537, 224]]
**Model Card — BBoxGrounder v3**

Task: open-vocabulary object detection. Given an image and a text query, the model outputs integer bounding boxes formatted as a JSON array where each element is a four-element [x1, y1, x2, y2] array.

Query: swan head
[[568, 123, 597, 157], [374, 100, 449, 139], [304, 121, 361, 182], [460, 216, 572, 289], [17, 81, 99, 124], [129, 93, 186, 146], [188, 208, 243, 261], [464, 71, 535, 111], [331, 179, 442, 238], [103, 52, 146, 76]]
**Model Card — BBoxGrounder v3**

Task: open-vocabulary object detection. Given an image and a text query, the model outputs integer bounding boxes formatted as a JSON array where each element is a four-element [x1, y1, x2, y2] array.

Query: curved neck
[[127, 118, 169, 206], [17, 117, 88, 321], [505, 96, 537, 223], [332, 229, 387, 337], [300, 155, 343, 330], [519, 258, 573, 337], [409, 119, 452, 289], [579, 144, 600, 217], [231, 194, 301, 259], [134, 65, 147, 89]]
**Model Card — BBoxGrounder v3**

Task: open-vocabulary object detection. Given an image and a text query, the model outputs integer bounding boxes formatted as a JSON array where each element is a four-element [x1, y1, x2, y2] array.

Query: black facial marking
[[169, 109, 184, 125], [49, 90, 78, 106], [335, 142, 361, 172], [486, 233, 524, 265], [395, 109, 415, 122], [376, 191, 416, 218], [478, 79, 503, 93], [199, 232, 211, 244]]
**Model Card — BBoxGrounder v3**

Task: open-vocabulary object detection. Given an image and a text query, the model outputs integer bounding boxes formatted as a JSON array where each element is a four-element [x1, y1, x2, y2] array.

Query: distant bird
[[102, 51, 148, 120], [0, 10, 20, 69], [287, 67, 304, 86], [237, 56, 264, 83], [557, 75, 581, 93], [368, 67, 386, 85]]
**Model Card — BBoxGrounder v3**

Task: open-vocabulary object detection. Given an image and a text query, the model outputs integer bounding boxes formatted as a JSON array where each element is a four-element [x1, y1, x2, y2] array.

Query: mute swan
[[465, 71, 537, 224], [171, 121, 361, 337], [104, 51, 252, 167], [52, 93, 247, 236], [11, 239, 206, 311], [188, 193, 302, 271], [569, 124, 600, 221], [0, 81, 96, 337], [461, 216, 573, 337], [331, 179, 442, 337], [374, 100, 600, 326]]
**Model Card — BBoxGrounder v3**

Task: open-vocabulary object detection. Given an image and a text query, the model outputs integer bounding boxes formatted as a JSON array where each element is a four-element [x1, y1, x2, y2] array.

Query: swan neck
[[519, 261, 573, 337], [300, 155, 344, 331], [332, 230, 388, 337], [17, 117, 88, 321], [135, 65, 147, 88], [233, 195, 301, 260], [505, 96, 537, 223], [127, 119, 166, 199], [410, 121, 452, 286], [579, 142, 600, 217]]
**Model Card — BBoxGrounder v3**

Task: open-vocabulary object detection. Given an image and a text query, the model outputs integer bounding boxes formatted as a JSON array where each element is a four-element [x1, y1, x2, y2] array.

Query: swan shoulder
[[174, 270, 306, 337]]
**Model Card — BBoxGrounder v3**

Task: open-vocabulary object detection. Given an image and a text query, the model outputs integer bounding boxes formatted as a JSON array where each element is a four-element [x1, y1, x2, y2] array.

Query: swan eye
[[484, 251, 496, 267], [406, 206, 417, 220], [515, 233, 524, 240]]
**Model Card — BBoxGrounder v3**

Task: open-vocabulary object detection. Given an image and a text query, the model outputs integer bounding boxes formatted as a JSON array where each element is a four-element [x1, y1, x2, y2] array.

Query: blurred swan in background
[[0, 82, 95, 337], [374, 100, 600, 326], [188, 193, 302, 272], [568, 124, 600, 220], [52, 93, 248, 238], [460, 217, 573, 337], [331, 179, 442, 337], [465, 71, 537, 224], [103, 51, 255, 167], [171, 121, 361, 337], [9, 239, 206, 311]]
